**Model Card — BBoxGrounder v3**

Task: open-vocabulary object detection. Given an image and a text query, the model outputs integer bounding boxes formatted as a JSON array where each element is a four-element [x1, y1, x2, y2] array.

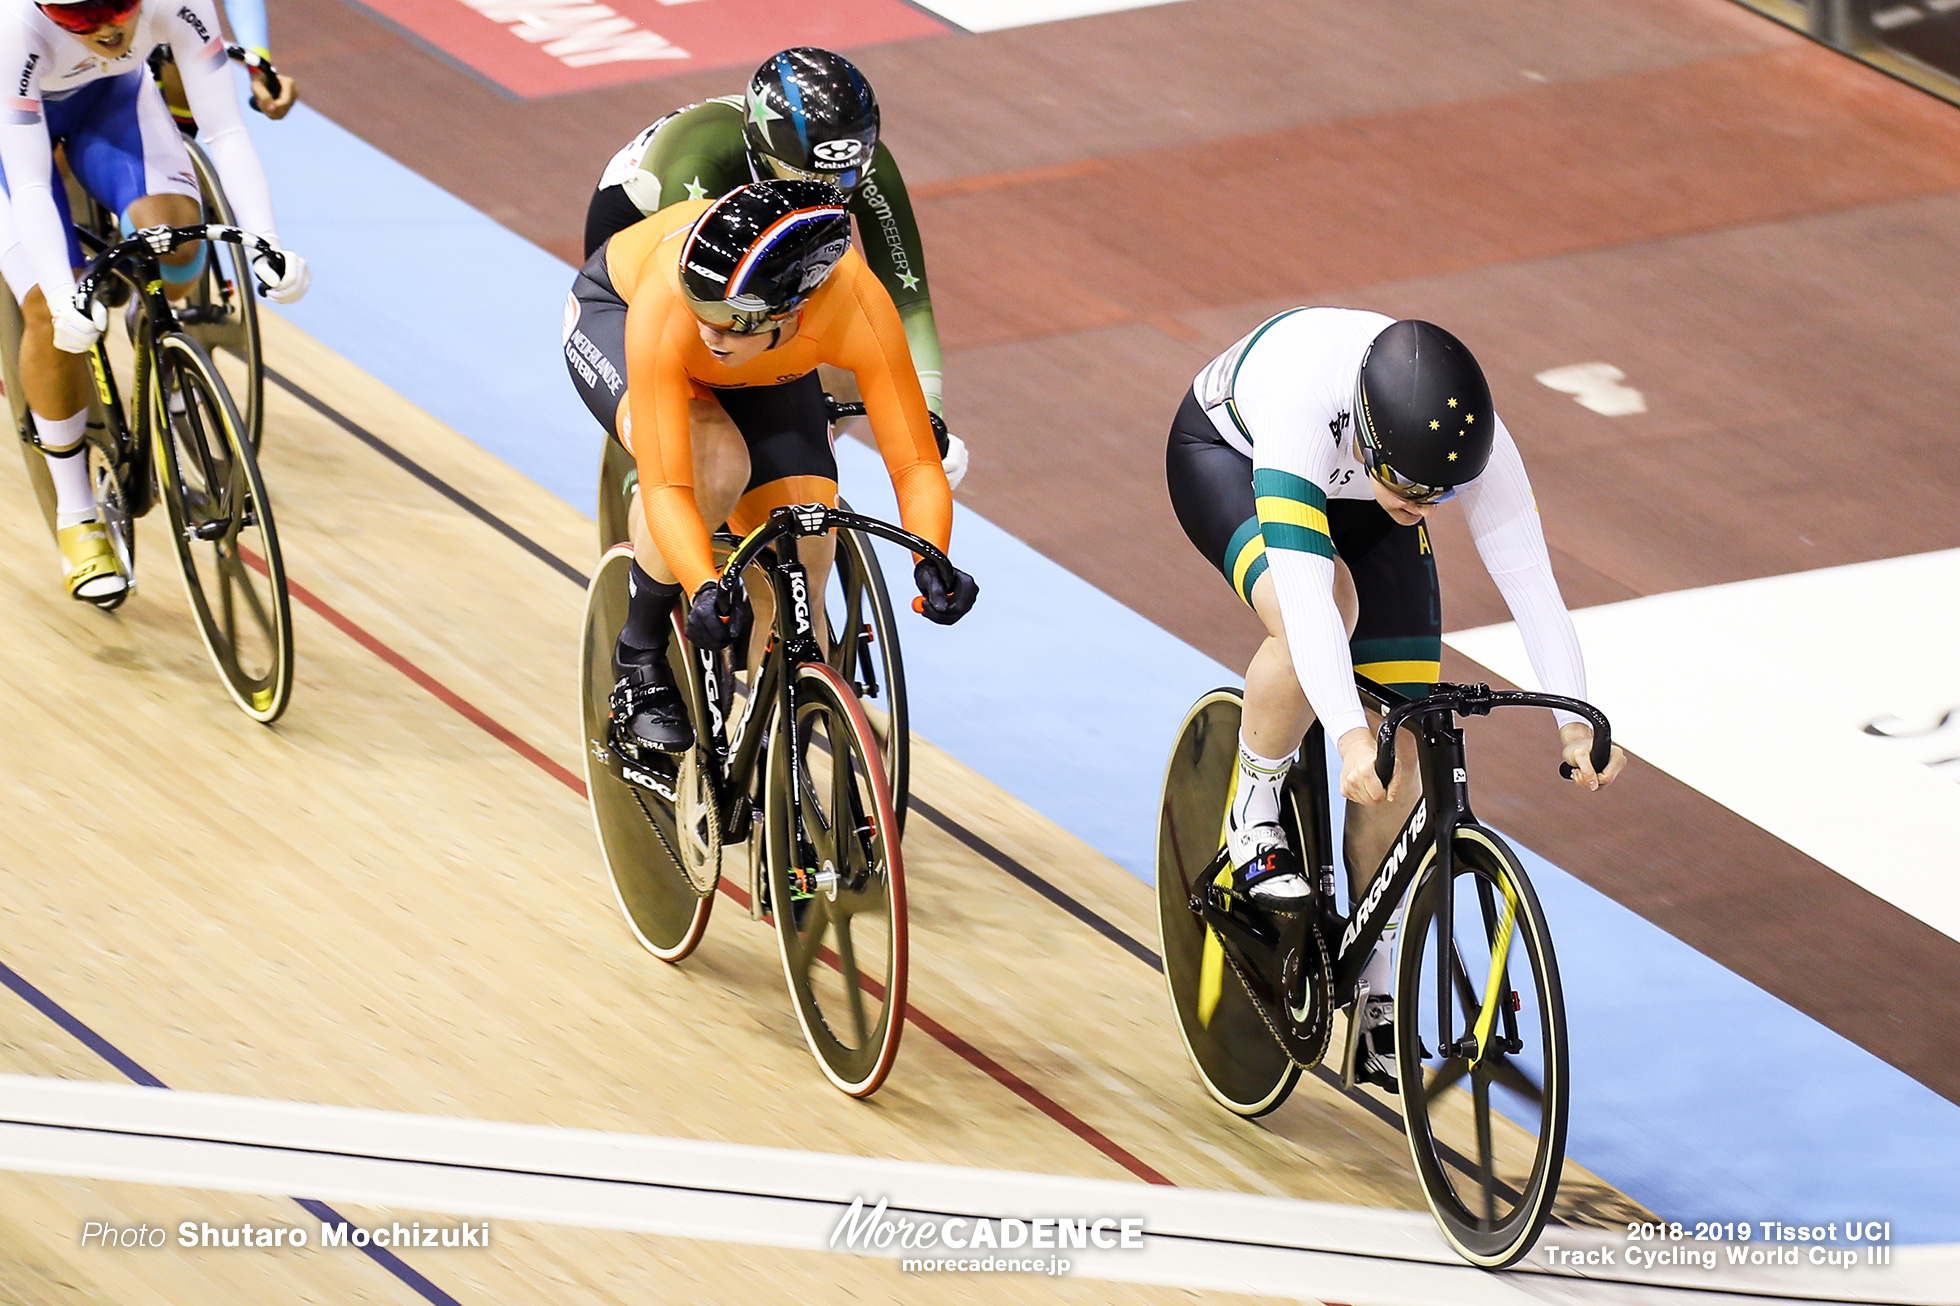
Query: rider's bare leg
[[625, 398, 748, 583], [20, 285, 93, 428], [125, 192, 205, 304], [1229, 563, 1357, 863]]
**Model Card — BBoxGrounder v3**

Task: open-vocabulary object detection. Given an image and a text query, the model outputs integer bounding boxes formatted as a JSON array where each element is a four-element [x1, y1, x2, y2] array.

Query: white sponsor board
[[1447, 550, 1960, 942], [919, 0, 1192, 32]]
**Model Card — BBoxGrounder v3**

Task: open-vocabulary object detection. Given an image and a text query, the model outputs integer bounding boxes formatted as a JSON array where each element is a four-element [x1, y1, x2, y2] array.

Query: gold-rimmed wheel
[[152, 332, 291, 722], [579, 545, 717, 962]]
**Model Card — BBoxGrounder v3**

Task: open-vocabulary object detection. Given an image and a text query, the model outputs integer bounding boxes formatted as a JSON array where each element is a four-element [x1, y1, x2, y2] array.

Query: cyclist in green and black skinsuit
[[583, 47, 965, 485]]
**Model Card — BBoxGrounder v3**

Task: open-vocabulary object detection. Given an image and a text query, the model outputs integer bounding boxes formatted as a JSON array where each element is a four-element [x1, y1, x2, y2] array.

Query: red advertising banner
[[359, 0, 952, 99]]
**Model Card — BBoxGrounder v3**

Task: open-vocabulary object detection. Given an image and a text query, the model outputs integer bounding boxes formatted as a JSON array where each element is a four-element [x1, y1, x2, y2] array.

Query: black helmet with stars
[[743, 48, 880, 193], [1353, 320, 1495, 498]]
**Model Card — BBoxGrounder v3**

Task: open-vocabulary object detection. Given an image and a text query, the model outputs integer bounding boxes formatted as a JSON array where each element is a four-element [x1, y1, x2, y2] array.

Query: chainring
[[1277, 919, 1336, 1068]]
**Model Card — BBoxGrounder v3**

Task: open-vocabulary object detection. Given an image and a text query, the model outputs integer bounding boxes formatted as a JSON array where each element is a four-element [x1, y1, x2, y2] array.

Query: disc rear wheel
[[765, 661, 906, 1097], [1157, 688, 1301, 1116], [1396, 826, 1568, 1268], [579, 545, 716, 962]]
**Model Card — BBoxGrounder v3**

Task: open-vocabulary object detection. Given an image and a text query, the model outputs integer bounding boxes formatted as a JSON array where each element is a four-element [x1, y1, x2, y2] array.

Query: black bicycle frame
[[680, 504, 956, 843], [70, 223, 283, 534], [1198, 676, 1610, 1063], [1335, 680, 1609, 1050]]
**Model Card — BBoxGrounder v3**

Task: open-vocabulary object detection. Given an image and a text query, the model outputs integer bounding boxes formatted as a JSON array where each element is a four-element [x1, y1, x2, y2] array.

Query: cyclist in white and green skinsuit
[[582, 46, 964, 484]]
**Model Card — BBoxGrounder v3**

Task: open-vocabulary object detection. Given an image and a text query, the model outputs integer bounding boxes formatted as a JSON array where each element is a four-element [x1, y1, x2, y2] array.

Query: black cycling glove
[[914, 559, 978, 625], [686, 582, 750, 650]]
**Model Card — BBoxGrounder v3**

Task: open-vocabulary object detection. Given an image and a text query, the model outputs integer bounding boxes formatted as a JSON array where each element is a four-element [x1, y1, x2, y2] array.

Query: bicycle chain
[[1213, 920, 1336, 1071], [629, 780, 716, 901]]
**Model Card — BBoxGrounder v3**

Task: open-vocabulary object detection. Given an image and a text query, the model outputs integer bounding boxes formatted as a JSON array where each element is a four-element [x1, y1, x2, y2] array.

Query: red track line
[[281, 575, 586, 795], [280, 574, 1173, 1188]]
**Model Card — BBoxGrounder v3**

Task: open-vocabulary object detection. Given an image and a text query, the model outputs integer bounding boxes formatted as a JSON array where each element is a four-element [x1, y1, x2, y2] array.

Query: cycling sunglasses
[[1364, 460, 1458, 505], [37, 0, 142, 34], [683, 290, 800, 336]]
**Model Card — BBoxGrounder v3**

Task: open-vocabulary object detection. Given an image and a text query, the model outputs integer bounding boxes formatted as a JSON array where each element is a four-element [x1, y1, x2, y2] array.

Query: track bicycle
[[1157, 677, 1612, 1267], [595, 399, 911, 828], [5, 223, 295, 721], [580, 503, 959, 1096]]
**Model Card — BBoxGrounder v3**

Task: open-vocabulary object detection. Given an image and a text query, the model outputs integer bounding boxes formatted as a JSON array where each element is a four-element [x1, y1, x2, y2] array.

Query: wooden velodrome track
[[282, 0, 1960, 1102], [0, 316, 1648, 1301]]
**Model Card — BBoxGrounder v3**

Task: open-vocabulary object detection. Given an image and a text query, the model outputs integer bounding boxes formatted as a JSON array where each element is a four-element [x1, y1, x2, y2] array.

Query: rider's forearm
[[0, 131, 78, 306], [1461, 418, 1586, 727], [897, 299, 943, 417], [842, 281, 952, 552], [640, 481, 717, 595], [1491, 564, 1587, 730]]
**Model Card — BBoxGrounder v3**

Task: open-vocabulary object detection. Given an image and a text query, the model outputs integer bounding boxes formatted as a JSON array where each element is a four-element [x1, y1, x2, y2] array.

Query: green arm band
[[1253, 468, 1335, 559]]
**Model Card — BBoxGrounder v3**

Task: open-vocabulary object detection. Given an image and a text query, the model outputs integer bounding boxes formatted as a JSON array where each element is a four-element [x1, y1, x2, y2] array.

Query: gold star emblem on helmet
[[1429, 419, 1440, 430], [1465, 412, 1475, 423], [1447, 397, 1458, 408], [1448, 451, 1459, 461]]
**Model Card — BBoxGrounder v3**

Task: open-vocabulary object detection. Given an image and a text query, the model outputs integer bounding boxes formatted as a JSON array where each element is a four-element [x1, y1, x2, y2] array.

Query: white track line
[[0, 1076, 1950, 1304]]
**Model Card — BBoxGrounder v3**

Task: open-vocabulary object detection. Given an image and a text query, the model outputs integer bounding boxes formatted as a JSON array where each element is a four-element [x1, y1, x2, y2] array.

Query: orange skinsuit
[[608, 199, 953, 596]]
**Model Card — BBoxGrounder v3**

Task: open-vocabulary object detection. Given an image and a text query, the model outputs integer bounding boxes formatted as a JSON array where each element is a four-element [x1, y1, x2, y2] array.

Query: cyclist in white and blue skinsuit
[[0, 0, 306, 600]]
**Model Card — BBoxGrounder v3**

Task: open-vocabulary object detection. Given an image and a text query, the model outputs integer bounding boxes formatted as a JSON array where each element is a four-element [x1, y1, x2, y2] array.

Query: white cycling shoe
[[1228, 821, 1313, 909]]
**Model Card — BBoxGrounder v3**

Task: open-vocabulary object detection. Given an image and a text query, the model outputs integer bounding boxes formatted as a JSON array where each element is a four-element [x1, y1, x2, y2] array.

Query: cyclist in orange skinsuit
[[609, 195, 949, 593], [565, 178, 977, 752]]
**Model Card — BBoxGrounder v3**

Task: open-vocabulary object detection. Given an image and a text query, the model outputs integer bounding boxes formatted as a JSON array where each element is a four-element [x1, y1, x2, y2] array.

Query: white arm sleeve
[[1250, 417, 1370, 743], [0, 31, 78, 308], [1267, 547, 1369, 741], [1458, 416, 1588, 729], [173, 4, 276, 240]]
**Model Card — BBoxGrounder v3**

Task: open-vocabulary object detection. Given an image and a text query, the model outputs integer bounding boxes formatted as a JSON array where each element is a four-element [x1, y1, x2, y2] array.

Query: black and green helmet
[[744, 48, 881, 193]]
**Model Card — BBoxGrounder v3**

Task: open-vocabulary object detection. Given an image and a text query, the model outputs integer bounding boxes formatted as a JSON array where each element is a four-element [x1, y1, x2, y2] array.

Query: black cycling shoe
[[609, 650, 694, 755], [1232, 826, 1313, 910]]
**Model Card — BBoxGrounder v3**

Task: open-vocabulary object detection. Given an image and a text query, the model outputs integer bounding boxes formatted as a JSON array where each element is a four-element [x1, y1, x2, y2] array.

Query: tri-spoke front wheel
[[1396, 826, 1568, 1267], [153, 332, 292, 722], [765, 661, 906, 1097]]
